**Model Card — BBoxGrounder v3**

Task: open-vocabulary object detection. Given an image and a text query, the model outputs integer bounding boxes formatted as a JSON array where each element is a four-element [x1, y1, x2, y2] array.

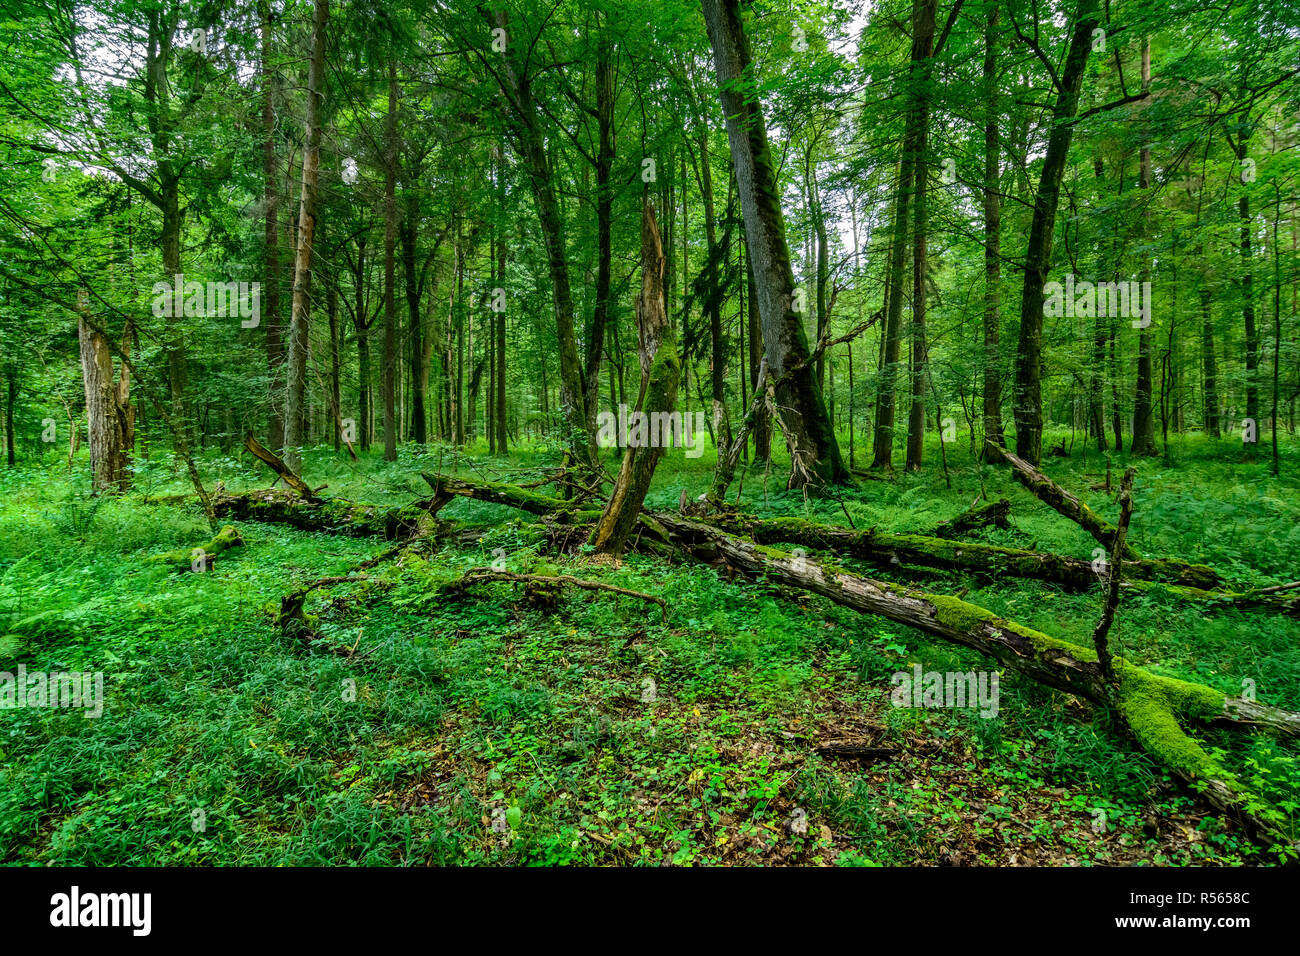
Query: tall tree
[[702, 0, 847, 487], [284, 0, 330, 472], [1012, 0, 1101, 465]]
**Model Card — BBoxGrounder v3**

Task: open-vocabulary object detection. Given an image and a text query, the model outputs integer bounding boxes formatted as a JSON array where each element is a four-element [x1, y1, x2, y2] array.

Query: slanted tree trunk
[[283, 0, 328, 472], [701, 0, 847, 488], [590, 201, 680, 555], [1013, 0, 1101, 465]]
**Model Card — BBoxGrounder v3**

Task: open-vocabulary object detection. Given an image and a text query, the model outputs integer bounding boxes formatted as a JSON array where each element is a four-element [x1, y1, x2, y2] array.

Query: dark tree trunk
[[1131, 40, 1158, 457], [404, 193, 427, 444], [745, 235, 770, 460], [1013, 0, 1101, 465], [904, 0, 936, 472], [492, 11, 591, 465], [382, 63, 398, 462], [702, 0, 846, 487], [583, 33, 615, 442]]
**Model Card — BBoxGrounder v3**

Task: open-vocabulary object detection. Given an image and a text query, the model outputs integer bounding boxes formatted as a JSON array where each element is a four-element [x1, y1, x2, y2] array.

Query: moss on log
[[151, 525, 244, 571], [720, 514, 1222, 590], [213, 488, 435, 539], [652, 512, 1298, 851]]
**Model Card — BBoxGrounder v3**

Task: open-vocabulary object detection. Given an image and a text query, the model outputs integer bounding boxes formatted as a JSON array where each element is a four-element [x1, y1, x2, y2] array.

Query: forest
[[0, 0, 1298, 869]]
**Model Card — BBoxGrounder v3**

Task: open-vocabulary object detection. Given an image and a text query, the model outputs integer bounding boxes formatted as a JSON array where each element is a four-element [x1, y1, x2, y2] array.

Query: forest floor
[[1, 430, 1297, 866]]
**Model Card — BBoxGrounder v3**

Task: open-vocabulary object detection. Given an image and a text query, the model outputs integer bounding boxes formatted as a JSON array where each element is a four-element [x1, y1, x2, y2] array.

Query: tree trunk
[[327, 281, 341, 452], [77, 306, 129, 494], [1131, 39, 1158, 457], [904, 0, 936, 472], [981, 6, 1005, 450], [5, 365, 15, 467], [1013, 0, 1101, 465], [583, 33, 615, 442], [493, 11, 591, 466], [261, 1, 284, 452], [404, 193, 427, 444], [590, 203, 681, 555], [871, 0, 925, 472], [745, 236, 770, 460], [381, 62, 399, 462], [701, 0, 846, 488], [699, 132, 732, 454], [283, 0, 328, 472]]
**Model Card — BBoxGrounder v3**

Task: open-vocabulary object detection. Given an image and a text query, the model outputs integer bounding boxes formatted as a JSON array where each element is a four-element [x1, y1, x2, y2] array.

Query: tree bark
[[284, 0, 328, 472], [1131, 39, 1158, 457], [261, 1, 284, 452], [982, 6, 1005, 450], [905, 0, 937, 472], [1012, 0, 1100, 465], [77, 309, 129, 494], [701, 0, 847, 487], [381, 62, 399, 462], [590, 202, 680, 555], [491, 10, 592, 465]]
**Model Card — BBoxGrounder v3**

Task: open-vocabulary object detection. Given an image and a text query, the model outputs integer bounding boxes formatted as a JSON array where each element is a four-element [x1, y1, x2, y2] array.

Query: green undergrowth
[[0, 429, 1296, 865]]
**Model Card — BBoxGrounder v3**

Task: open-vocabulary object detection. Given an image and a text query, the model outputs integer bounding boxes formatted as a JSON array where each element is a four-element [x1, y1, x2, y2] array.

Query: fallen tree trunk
[[715, 514, 1221, 590], [213, 487, 436, 539], [931, 498, 1011, 537], [417, 474, 1300, 613], [986, 440, 1138, 559], [244, 433, 317, 499], [207, 471, 1297, 849], [150, 525, 244, 572], [650, 512, 1298, 849], [422, 473, 601, 523], [448, 568, 668, 622]]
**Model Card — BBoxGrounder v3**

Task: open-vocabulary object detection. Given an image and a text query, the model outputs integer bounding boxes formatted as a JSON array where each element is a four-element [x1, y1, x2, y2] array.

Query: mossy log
[[651, 512, 1299, 851], [985, 440, 1138, 559], [416, 477, 1297, 613], [717, 515, 1222, 590], [931, 498, 1011, 537], [243, 433, 317, 499], [421, 474, 602, 523], [151, 525, 244, 572], [213, 488, 436, 539]]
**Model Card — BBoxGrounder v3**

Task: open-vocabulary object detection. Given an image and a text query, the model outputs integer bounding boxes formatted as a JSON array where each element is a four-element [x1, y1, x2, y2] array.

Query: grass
[[0, 426, 1297, 865]]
